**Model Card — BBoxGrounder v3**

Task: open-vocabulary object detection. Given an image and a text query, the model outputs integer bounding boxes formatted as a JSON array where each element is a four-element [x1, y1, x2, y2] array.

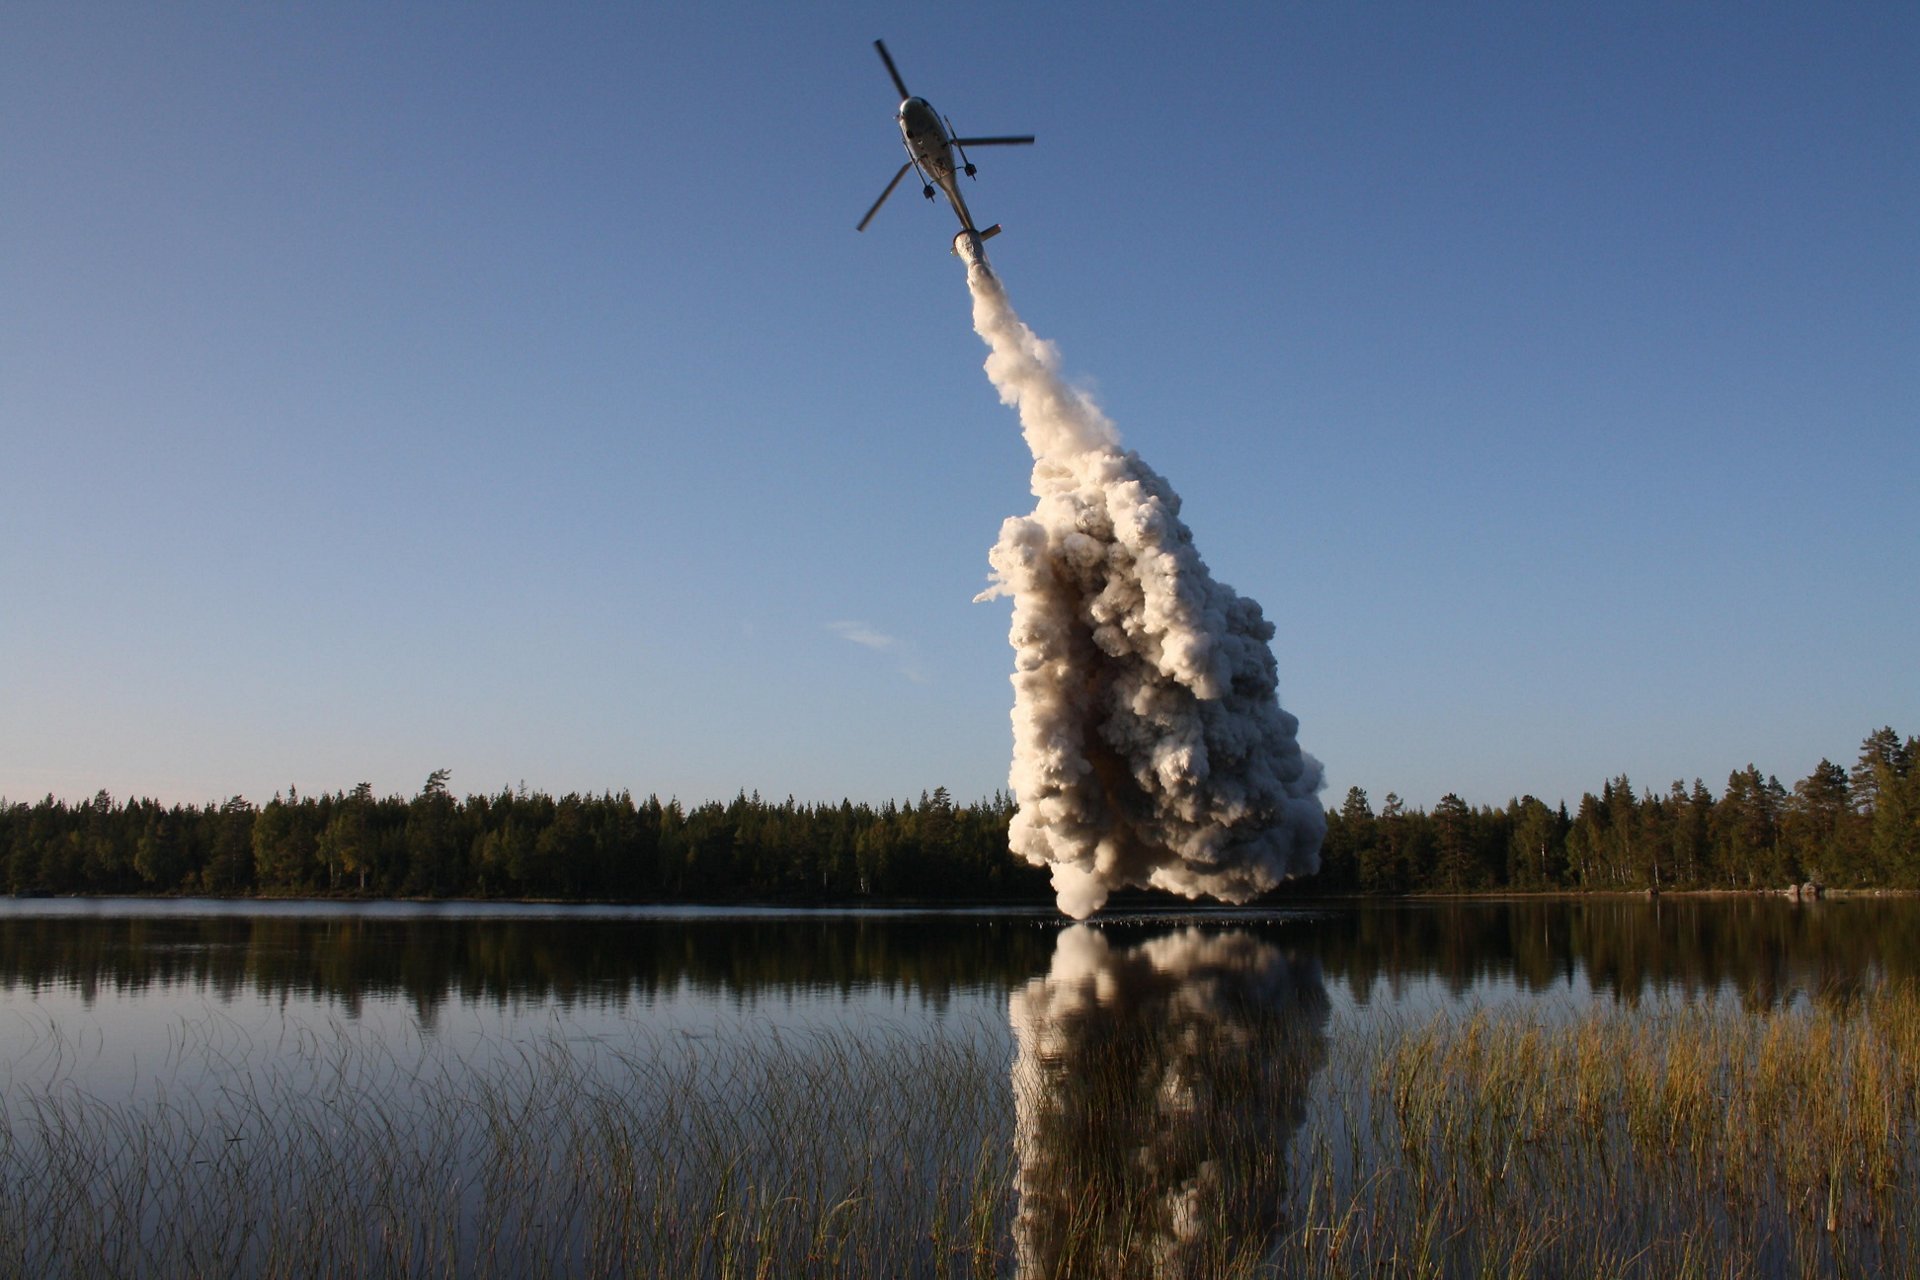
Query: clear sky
[[3, 2, 1915, 813]]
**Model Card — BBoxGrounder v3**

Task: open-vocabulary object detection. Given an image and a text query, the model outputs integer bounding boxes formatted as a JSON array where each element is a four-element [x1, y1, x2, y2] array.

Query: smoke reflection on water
[[1009, 923, 1330, 1278]]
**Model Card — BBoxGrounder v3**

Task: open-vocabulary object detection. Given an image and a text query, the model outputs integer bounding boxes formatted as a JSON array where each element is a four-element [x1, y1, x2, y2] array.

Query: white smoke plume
[[969, 263, 1326, 919]]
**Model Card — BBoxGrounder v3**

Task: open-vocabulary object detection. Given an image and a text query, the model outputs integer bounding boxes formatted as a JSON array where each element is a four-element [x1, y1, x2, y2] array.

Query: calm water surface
[[3, 896, 1916, 1276], [5, 895, 1916, 1106]]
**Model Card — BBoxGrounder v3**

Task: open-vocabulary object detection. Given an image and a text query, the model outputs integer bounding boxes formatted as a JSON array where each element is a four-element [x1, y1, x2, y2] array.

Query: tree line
[[1317, 727, 1920, 894], [0, 773, 1042, 902], [2, 727, 1913, 900]]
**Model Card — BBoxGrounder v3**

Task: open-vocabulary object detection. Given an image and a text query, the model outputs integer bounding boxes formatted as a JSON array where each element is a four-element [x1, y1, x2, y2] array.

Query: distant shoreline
[[9, 885, 1918, 909]]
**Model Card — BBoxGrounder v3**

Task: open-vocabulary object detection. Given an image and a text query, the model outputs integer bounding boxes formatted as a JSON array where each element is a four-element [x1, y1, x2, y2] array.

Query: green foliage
[[0, 779, 1039, 904], [1506, 795, 1566, 888], [202, 797, 256, 894], [1301, 725, 1913, 897], [0, 725, 1912, 900]]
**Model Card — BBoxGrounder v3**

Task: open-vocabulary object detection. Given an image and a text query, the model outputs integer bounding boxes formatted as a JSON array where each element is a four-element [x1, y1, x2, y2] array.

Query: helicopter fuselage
[[896, 96, 977, 231]]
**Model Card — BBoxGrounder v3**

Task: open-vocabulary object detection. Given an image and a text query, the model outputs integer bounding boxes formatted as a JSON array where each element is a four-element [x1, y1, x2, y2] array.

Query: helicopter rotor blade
[[950, 136, 1035, 147], [857, 161, 914, 232], [874, 40, 910, 101]]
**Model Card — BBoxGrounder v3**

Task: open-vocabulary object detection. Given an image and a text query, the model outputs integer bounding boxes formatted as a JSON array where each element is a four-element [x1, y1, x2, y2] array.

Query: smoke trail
[[968, 263, 1325, 919]]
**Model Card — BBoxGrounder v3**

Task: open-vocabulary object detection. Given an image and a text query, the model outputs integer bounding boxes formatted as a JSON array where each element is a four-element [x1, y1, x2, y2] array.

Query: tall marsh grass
[[4, 980, 1920, 1277], [1292, 982, 1920, 1278], [0, 1009, 1016, 1279]]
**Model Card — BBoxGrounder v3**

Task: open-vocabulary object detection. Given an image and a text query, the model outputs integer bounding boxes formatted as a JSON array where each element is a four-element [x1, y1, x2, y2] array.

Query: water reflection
[[4, 899, 1920, 1275], [0, 907, 1058, 1021], [2, 897, 1917, 1019], [1009, 925, 1329, 1278], [1314, 896, 1920, 1010]]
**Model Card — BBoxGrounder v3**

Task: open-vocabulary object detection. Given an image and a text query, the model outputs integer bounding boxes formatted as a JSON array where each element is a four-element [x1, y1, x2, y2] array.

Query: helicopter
[[856, 39, 1034, 258]]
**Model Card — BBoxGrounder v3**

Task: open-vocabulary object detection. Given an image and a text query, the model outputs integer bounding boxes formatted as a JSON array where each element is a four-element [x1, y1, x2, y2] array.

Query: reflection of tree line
[[1316, 898, 1920, 1009], [7, 900, 1917, 1019], [0, 914, 1058, 1018]]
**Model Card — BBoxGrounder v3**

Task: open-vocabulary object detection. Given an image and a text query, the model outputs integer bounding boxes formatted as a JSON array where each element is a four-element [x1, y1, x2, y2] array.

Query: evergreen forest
[[3, 728, 1915, 902]]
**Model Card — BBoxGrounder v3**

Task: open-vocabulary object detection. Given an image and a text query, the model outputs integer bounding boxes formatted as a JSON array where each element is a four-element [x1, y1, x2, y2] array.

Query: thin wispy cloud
[[828, 620, 928, 683], [828, 620, 896, 651]]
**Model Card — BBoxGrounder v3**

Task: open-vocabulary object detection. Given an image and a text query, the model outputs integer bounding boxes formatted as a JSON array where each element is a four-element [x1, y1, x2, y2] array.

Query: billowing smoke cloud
[[968, 263, 1325, 918], [1009, 925, 1331, 1277]]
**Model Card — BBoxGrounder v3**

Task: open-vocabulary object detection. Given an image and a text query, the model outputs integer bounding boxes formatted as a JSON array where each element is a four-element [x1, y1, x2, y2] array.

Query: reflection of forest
[[0, 913, 1059, 1020], [1316, 897, 1920, 1009], [1008, 926, 1330, 1279], [2, 899, 1917, 1020]]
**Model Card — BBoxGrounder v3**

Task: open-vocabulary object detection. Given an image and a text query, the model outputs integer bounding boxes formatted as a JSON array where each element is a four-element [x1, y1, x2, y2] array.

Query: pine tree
[[1852, 728, 1910, 814], [1432, 794, 1476, 891], [1785, 760, 1851, 885], [1867, 735, 1920, 885], [1507, 796, 1563, 887]]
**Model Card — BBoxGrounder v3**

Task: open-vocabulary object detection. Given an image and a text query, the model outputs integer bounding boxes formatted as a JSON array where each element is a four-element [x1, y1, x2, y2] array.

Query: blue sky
[[3, 2, 1914, 813]]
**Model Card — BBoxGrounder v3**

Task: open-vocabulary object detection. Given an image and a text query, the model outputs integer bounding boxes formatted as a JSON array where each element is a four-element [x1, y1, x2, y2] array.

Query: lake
[[3, 896, 1917, 1277]]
